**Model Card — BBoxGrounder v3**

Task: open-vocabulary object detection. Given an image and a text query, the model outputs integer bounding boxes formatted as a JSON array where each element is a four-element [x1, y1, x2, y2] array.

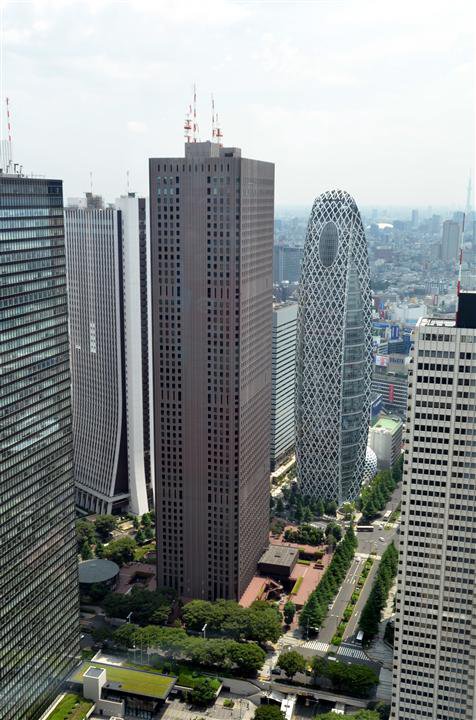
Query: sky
[[1, 0, 474, 208]]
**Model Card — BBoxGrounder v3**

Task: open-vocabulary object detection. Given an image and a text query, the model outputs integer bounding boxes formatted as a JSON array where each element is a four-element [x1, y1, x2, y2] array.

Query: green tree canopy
[[104, 536, 136, 566], [254, 705, 285, 720], [277, 650, 306, 679], [283, 601, 296, 625], [190, 677, 217, 705], [94, 514, 118, 541]]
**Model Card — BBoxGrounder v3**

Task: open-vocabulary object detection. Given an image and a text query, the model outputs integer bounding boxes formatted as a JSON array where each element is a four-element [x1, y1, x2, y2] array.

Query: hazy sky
[[2, 0, 474, 207]]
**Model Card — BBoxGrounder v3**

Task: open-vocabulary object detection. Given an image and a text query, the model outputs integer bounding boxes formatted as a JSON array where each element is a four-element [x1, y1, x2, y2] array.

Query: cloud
[[127, 120, 147, 134]]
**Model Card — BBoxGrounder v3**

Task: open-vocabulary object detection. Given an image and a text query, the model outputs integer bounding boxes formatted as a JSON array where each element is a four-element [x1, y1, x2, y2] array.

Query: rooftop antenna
[[126, 169, 130, 193], [192, 83, 199, 142], [215, 111, 223, 147], [89, 171, 93, 195], [184, 103, 192, 143], [5, 96, 12, 172], [457, 212, 466, 297], [211, 94, 216, 142]]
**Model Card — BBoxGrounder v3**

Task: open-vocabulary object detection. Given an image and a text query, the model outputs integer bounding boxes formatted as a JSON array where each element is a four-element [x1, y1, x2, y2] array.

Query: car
[[379, 536, 385, 542]]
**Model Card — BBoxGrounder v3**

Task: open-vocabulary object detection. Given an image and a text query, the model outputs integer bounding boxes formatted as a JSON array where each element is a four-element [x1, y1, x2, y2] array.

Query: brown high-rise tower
[[149, 141, 274, 600]]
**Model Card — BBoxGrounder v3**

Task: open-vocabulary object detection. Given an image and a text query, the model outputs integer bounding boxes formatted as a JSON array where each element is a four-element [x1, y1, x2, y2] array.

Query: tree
[[76, 519, 96, 549], [88, 583, 108, 602], [135, 528, 146, 545], [143, 525, 154, 541], [325, 500, 338, 516], [95, 540, 105, 558], [368, 702, 391, 720], [80, 540, 93, 560], [317, 712, 379, 720], [275, 498, 284, 514], [315, 499, 325, 517], [95, 514, 118, 541], [142, 512, 152, 527], [132, 516, 140, 530], [104, 536, 136, 565], [228, 642, 266, 674], [283, 601, 296, 625], [325, 522, 342, 542], [254, 706, 285, 720], [277, 650, 306, 679], [190, 678, 217, 705]]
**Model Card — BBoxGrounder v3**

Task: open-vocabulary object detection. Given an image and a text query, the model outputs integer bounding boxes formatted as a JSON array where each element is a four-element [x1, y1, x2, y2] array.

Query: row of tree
[[113, 623, 266, 675], [181, 599, 282, 644], [102, 586, 176, 626], [283, 522, 342, 547], [359, 454, 403, 521], [311, 656, 379, 697], [274, 487, 338, 523], [359, 541, 398, 641], [299, 526, 358, 631]]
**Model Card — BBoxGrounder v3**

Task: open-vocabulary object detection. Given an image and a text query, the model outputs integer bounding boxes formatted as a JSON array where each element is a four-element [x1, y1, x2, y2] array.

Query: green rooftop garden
[[71, 662, 176, 699], [45, 694, 93, 720]]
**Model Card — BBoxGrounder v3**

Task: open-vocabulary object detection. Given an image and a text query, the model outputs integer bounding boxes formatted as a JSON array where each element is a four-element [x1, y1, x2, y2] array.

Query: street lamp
[[126, 611, 133, 623], [202, 622, 208, 640]]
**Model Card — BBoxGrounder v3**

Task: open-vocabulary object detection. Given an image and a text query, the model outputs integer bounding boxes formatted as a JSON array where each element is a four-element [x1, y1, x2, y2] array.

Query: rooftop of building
[[78, 558, 120, 585], [373, 417, 402, 433], [258, 544, 298, 568], [71, 662, 176, 700]]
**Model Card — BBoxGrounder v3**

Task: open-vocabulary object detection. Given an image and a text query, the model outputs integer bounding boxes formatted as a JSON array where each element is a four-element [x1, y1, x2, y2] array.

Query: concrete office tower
[[411, 208, 419, 228], [271, 302, 298, 469], [392, 294, 476, 720], [65, 194, 151, 516], [0, 176, 79, 718], [273, 244, 304, 283], [149, 141, 274, 599], [440, 219, 461, 262], [296, 189, 372, 503]]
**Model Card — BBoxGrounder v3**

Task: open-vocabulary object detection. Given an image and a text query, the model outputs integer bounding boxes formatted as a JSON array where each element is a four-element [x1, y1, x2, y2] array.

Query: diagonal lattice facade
[[295, 189, 372, 503]]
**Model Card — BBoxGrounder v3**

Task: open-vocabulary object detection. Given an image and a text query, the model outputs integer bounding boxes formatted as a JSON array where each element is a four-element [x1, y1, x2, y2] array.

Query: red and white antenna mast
[[184, 103, 192, 143], [192, 83, 199, 142], [457, 212, 466, 297], [5, 96, 12, 171], [211, 94, 223, 146]]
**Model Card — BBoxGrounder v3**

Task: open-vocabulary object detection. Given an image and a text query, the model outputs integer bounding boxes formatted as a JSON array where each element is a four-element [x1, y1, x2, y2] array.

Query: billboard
[[391, 325, 400, 340], [375, 355, 389, 367], [389, 384, 395, 403]]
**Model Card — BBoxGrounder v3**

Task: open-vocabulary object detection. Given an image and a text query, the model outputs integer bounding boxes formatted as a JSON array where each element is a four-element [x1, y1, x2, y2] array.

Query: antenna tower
[[192, 83, 199, 142], [211, 94, 223, 146], [184, 103, 192, 143]]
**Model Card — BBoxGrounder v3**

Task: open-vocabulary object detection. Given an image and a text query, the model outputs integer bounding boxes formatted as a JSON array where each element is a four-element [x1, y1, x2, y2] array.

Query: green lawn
[[46, 694, 93, 720], [71, 662, 175, 699]]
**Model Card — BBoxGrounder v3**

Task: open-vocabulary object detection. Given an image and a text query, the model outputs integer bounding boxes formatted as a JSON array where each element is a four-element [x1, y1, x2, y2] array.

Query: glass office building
[[0, 176, 79, 718], [295, 189, 372, 502]]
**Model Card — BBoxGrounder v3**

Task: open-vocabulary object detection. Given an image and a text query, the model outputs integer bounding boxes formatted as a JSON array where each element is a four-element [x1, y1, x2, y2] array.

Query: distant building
[[271, 302, 298, 469], [368, 416, 403, 469], [65, 193, 152, 515], [411, 209, 419, 228], [392, 297, 476, 719], [296, 189, 372, 503], [430, 214, 442, 234], [440, 220, 461, 262], [273, 244, 304, 283], [371, 366, 408, 417], [0, 175, 79, 718], [370, 393, 383, 424]]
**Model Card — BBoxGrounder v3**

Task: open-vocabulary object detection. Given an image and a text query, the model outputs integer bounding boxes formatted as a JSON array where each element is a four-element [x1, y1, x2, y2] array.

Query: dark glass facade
[[0, 176, 79, 718]]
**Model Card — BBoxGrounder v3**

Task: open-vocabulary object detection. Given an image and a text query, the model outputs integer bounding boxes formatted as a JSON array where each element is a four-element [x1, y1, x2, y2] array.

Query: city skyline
[[0, 0, 473, 207]]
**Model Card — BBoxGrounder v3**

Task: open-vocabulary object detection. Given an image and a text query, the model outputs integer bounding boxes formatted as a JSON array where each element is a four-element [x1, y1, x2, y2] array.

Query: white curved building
[[295, 189, 372, 503], [363, 446, 378, 486]]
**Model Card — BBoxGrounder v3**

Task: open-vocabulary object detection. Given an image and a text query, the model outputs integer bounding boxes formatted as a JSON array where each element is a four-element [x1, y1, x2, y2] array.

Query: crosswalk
[[301, 639, 369, 662], [337, 644, 369, 661], [302, 639, 330, 653]]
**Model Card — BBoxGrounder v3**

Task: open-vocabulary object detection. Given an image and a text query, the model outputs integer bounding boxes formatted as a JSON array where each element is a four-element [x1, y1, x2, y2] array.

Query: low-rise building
[[368, 416, 403, 469]]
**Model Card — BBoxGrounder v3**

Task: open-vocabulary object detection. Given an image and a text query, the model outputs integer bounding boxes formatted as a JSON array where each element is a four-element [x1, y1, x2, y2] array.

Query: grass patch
[[134, 542, 156, 562], [297, 559, 311, 566], [46, 694, 93, 720], [147, 659, 220, 691], [71, 662, 175, 699], [291, 576, 303, 594]]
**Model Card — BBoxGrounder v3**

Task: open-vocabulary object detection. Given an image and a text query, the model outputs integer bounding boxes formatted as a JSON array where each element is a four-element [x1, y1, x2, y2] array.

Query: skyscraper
[[440, 219, 461, 263], [295, 189, 372, 503], [0, 175, 79, 718], [64, 193, 151, 516], [149, 141, 274, 599], [271, 301, 298, 469], [392, 293, 476, 719]]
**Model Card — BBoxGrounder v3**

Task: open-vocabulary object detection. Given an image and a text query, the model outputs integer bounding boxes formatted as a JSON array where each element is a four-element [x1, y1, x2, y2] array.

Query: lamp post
[[202, 622, 208, 640]]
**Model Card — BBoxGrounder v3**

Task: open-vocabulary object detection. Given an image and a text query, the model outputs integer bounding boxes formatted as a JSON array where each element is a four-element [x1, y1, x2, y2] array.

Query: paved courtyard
[[160, 697, 255, 720]]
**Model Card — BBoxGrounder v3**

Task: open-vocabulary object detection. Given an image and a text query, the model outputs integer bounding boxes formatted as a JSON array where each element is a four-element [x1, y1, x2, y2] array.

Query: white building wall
[[116, 195, 149, 516], [271, 302, 298, 467]]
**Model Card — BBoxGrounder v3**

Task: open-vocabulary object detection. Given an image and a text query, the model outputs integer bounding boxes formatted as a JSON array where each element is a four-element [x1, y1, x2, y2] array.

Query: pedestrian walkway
[[302, 639, 330, 653], [337, 643, 368, 661]]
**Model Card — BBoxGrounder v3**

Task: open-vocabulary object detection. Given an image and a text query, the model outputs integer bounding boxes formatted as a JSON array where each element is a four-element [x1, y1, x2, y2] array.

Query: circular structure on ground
[[78, 558, 120, 588]]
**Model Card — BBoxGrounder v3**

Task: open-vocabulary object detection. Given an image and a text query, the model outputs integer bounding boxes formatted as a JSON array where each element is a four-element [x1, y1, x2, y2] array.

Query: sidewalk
[[365, 580, 396, 670]]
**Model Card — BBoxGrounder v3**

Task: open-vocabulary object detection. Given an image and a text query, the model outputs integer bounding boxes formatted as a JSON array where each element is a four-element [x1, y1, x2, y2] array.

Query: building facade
[[149, 141, 274, 599], [271, 302, 298, 469], [368, 416, 403, 469], [0, 175, 79, 718], [371, 366, 409, 417], [392, 298, 476, 719], [273, 244, 304, 283], [440, 219, 461, 263], [65, 194, 151, 516], [295, 189, 372, 503]]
